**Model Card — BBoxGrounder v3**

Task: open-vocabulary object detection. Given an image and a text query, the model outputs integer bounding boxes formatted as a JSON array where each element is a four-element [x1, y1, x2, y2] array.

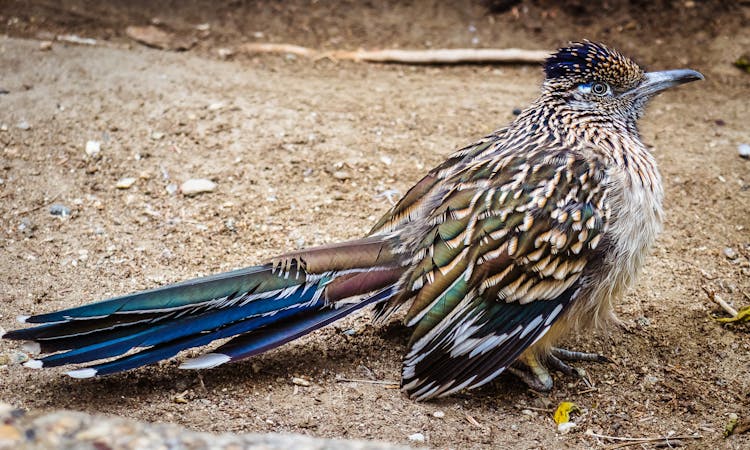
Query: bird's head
[[542, 41, 703, 124]]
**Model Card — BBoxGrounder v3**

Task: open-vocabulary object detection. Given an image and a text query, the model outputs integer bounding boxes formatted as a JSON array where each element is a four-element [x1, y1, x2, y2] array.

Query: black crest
[[544, 41, 643, 87]]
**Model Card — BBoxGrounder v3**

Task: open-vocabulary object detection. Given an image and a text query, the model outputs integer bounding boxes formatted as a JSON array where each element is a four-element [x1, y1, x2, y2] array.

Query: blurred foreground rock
[[0, 403, 414, 450]]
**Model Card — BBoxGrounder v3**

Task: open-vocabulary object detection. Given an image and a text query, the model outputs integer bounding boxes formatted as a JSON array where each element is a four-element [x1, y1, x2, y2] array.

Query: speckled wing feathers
[[388, 137, 611, 399]]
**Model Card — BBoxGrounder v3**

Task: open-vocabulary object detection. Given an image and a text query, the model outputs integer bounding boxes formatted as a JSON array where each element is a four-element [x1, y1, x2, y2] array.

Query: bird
[[2, 41, 703, 401]]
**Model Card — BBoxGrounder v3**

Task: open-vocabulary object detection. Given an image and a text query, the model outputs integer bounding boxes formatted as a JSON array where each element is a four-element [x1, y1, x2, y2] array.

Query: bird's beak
[[626, 69, 704, 99]]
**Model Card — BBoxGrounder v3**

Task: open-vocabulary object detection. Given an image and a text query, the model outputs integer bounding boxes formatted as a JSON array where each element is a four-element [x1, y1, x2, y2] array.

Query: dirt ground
[[1, 1, 749, 448]]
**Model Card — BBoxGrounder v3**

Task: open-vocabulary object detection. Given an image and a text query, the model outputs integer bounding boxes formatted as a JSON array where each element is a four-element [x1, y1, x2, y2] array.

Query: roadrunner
[[3, 42, 702, 400]]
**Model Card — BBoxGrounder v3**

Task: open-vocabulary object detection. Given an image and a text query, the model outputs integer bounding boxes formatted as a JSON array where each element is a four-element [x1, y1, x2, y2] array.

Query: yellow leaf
[[553, 401, 580, 425], [715, 305, 750, 323]]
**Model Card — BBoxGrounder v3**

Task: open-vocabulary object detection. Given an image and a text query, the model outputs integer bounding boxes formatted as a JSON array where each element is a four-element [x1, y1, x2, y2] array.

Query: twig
[[516, 405, 553, 413], [465, 414, 483, 428], [16, 192, 62, 216], [239, 43, 550, 65], [585, 430, 702, 449], [702, 285, 738, 317], [576, 387, 598, 395], [334, 377, 398, 386]]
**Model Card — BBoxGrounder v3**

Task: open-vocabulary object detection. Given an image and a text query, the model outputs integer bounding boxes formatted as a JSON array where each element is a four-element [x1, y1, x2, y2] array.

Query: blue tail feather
[[37, 280, 325, 368], [89, 297, 327, 376], [23, 265, 298, 323], [209, 286, 399, 363]]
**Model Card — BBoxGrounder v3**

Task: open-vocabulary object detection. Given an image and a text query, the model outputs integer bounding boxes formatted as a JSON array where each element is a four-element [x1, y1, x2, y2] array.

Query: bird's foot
[[547, 347, 612, 388], [508, 355, 554, 392], [509, 348, 611, 391]]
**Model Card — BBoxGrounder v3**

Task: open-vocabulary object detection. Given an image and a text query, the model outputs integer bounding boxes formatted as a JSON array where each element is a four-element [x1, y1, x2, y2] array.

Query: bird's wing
[[399, 142, 612, 400], [369, 131, 505, 236]]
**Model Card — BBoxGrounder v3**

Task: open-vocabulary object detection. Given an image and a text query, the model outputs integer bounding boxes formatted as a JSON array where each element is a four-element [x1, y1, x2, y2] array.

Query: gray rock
[[49, 204, 71, 217]]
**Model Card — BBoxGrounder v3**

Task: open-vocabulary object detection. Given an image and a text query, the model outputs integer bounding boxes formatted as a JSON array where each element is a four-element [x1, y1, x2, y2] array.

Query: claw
[[551, 347, 612, 363]]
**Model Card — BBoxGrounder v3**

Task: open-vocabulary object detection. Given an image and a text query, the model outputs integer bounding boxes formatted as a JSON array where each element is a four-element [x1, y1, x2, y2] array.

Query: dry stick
[[16, 192, 62, 216], [702, 285, 738, 317], [586, 431, 702, 449], [238, 43, 550, 64], [334, 377, 398, 385]]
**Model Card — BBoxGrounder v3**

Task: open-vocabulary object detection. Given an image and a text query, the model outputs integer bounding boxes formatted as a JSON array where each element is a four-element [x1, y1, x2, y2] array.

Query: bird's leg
[[551, 347, 611, 363], [509, 348, 611, 391], [508, 353, 554, 392], [546, 347, 612, 388]]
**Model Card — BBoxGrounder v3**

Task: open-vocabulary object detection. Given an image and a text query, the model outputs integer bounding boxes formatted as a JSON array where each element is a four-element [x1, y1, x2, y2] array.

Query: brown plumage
[[3, 42, 703, 401]]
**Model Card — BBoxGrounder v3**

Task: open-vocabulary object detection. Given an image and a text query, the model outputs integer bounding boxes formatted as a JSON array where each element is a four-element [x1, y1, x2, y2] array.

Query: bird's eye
[[591, 82, 610, 96]]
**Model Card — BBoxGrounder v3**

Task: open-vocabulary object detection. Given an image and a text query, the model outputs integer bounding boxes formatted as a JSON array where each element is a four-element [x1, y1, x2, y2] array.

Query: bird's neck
[[509, 96, 661, 192]]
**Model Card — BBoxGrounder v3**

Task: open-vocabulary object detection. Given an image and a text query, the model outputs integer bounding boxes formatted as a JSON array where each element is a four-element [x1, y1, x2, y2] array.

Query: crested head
[[530, 41, 703, 130], [544, 41, 644, 91]]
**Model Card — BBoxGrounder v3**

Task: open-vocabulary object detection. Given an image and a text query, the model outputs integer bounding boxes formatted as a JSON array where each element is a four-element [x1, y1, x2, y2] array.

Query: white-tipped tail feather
[[179, 353, 231, 370], [21, 341, 41, 354], [24, 359, 43, 369], [66, 368, 98, 379]]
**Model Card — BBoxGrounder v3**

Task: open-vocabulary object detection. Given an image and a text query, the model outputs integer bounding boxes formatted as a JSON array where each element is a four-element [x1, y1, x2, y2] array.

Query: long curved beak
[[626, 69, 704, 98]]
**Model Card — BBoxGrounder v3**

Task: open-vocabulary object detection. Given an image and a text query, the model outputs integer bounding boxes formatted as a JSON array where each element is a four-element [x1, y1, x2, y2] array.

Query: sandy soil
[[1, 1, 749, 448]]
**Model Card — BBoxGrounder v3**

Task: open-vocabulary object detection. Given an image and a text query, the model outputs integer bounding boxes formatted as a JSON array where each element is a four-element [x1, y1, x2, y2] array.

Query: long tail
[[2, 238, 404, 377]]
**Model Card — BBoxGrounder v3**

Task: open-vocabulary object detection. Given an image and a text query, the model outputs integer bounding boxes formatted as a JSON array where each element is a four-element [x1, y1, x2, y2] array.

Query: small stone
[[292, 377, 310, 387], [557, 421, 577, 434], [724, 247, 738, 259], [151, 131, 165, 140], [195, 23, 210, 31], [180, 179, 216, 196], [380, 155, 392, 165], [739, 144, 750, 160], [408, 432, 425, 443], [512, 108, 523, 116], [16, 120, 30, 130], [173, 394, 188, 404], [165, 183, 178, 195], [39, 40, 53, 51], [116, 177, 137, 189], [332, 170, 351, 180], [217, 48, 234, 59], [18, 218, 35, 235], [208, 102, 224, 111], [432, 410, 445, 418], [49, 204, 71, 217], [85, 140, 101, 157]]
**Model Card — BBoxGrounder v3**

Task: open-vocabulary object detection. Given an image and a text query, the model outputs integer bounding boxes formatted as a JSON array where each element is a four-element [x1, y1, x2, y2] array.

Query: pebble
[[165, 183, 179, 195], [16, 120, 30, 130], [739, 143, 750, 160], [512, 107, 523, 116], [208, 102, 224, 111], [151, 131, 165, 140], [407, 433, 425, 443], [432, 410, 445, 418], [116, 177, 137, 189], [217, 48, 234, 59], [85, 140, 101, 157], [332, 170, 351, 180], [291, 377, 311, 387], [39, 40, 53, 51], [723, 247, 738, 259], [49, 204, 71, 217], [18, 218, 35, 235], [180, 179, 216, 196], [557, 422, 577, 434]]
